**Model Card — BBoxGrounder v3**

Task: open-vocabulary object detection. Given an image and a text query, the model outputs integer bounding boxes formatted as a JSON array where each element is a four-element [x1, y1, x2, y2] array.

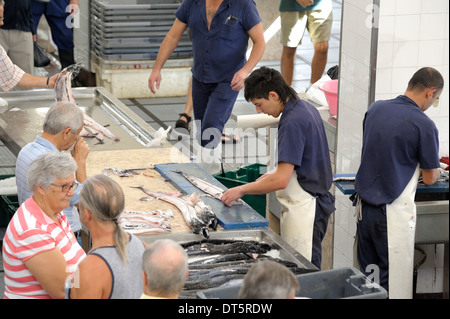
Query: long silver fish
[[175, 170, 243, 205], [54, 63, 119, 142], [132, 186, 217, 238], [118, 209, 172, 235]]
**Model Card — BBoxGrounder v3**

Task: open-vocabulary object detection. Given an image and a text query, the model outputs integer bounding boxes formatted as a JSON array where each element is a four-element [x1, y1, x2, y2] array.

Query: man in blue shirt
[[15, 102, 90, 245], [148, 0, 265, 148], [222, 67, 335, 268], [354, 67, 443, 298]]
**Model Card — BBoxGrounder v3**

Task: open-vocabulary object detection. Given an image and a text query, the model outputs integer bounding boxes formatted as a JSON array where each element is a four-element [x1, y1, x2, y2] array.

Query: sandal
[[175, 113, 192, 132], [222, 132, 240, 144]]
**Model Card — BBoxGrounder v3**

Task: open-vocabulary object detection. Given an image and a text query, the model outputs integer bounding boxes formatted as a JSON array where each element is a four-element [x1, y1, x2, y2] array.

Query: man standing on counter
[[221, 67, 335, 269], [353, 67, 443, 298], [15, 102, 90, 246]]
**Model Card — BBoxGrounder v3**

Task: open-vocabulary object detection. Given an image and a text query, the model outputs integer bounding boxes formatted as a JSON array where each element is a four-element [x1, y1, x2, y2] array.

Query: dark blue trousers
[[311, 214, 330, 269], [31, 1, 74, 51], [191, 76, 239, 148], [356, 202, 389, 292]]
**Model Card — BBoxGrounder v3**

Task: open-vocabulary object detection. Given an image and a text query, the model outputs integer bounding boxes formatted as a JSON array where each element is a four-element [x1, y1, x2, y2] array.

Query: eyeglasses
[[432, 97, 440, 108], [51, 181, 78, 192]]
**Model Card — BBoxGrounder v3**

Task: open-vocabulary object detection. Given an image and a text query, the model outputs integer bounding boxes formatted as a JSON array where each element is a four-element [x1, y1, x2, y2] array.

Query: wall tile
[[420, 0, 449, 14], [396, 0, 422, 15], [420, 14, 448, 40], [379, 0, 397, 16], [418, 40, 445, 66], [394, 15, 421, 41], [393, 41, 419, 67]]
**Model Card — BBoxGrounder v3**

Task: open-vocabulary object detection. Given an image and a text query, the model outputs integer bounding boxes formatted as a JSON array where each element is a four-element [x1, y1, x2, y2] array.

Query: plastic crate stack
[[91, 0, 193, 61]]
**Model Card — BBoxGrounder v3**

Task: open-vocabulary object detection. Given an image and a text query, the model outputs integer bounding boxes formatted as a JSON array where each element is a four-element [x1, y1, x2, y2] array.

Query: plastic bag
[[306, 74, 331, 106], [146, 126, 171, 147], [327, 65, 339, 80], [33, 42, 51, 67]]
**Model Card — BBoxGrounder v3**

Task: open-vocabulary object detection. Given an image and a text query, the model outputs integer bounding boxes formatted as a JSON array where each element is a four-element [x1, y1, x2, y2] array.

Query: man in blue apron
[[353, 67, 443, 298], [222, 67, 335, 269]]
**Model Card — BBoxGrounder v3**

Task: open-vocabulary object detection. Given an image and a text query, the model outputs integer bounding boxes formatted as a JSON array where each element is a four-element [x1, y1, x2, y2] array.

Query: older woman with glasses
[[2, 152, 86, 299]]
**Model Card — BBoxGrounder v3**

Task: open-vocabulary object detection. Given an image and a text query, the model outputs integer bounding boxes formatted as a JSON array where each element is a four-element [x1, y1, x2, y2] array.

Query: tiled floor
[[0, 1, 342, 297]]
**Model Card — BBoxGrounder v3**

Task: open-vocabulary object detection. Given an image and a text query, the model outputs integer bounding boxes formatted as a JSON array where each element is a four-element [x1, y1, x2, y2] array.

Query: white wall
[[334, 0, 449, 294]]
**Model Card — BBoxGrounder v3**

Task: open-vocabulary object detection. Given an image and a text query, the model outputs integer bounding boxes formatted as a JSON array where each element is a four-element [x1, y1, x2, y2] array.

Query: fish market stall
[[0, 88, 267, 236]]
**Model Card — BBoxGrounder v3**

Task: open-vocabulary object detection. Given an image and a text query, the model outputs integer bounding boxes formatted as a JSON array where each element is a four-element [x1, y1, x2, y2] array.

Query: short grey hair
[[27, 152, 77, 193], [142, 239, 188, 295], [0, 0, 4, 7], [43, 102, 84, 135]]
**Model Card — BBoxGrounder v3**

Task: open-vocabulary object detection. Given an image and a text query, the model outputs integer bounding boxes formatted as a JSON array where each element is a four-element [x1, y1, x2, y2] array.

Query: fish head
[[202, 228, 210, 239]]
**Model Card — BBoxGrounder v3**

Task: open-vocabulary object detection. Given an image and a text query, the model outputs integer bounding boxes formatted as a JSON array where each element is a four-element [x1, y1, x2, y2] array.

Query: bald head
[[142, 239, 188, 298]]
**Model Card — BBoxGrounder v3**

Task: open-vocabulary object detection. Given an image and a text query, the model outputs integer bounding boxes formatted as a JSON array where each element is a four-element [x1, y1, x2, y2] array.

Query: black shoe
[[175, 113, 192, 132], [222, 132, 240, 144]]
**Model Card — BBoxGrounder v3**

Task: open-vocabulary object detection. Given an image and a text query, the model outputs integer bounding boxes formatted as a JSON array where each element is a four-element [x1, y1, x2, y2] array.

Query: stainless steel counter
[[0, 87, 157, 156]]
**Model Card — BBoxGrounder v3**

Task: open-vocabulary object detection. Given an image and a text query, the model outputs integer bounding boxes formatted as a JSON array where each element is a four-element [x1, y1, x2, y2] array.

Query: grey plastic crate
[[90, 0, 192, 61], [196, 267, 388, 299]]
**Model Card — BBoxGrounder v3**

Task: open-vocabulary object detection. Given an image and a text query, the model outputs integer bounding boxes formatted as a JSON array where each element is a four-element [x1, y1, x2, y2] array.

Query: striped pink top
[[2, 197, 86, 299]]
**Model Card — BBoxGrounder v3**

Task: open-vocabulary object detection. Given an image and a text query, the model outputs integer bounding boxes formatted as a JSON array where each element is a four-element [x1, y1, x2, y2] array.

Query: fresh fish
[[132, 186, 217, 238], [187, 258, 261, 270], [175, 170, 243, 205], [54, 63, 83, 104], [188, 252, 258, 265], [120, 222, 171, 235], [184, 240, 272, 256], [102, 167, 140, 177], [54, 63, 120, 143], [82, 113, 120, 142], [184, 274, 246, 291], [120, 209, 174, 220], [118, 209, 172, 235], [187, 264, 253, 278]]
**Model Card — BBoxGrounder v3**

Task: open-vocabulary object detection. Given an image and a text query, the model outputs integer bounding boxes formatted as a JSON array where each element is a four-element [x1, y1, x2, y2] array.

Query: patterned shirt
[[0, 45, 25, 92], [2, 197, 86, 299]]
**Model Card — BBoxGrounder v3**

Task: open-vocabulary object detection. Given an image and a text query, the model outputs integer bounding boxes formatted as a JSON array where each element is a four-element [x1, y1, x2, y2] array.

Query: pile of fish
[[54, 63, 120, 143], [178, 239, 317, 298], [118, 209, 173, 235], [133, 186, 218, 238], [102, 167, 140, 177]]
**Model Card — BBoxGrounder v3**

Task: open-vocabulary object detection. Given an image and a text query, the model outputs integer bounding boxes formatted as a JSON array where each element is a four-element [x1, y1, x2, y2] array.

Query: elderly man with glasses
[[15, 101, 90, 245]]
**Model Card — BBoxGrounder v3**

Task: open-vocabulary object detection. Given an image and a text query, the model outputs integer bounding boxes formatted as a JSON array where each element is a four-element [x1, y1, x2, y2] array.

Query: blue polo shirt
[[15, 135, 82, 232], [355, 95, 440, 206], [277, 97, 335, 218], [175, 0, 261, 83]]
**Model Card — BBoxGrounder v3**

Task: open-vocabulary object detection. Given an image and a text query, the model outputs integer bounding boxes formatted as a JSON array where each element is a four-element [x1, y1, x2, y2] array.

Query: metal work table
[[0, 87, 156, 156], [333, 174, 449, 244]]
